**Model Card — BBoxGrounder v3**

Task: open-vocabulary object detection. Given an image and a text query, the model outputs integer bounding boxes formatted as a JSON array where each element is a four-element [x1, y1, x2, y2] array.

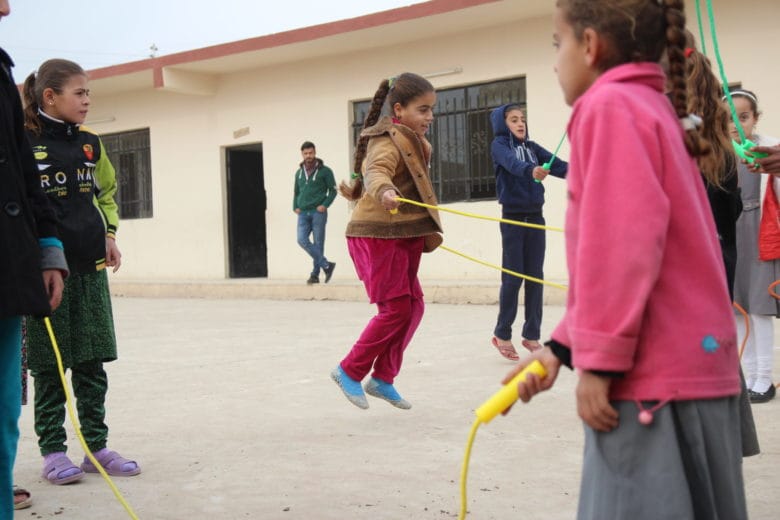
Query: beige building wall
[[84, 0, 780, 285]]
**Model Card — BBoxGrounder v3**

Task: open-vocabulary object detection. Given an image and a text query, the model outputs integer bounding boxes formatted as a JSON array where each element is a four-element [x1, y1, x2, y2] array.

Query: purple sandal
[[81, 449, 141, 477], [42, 453, 85, 485]]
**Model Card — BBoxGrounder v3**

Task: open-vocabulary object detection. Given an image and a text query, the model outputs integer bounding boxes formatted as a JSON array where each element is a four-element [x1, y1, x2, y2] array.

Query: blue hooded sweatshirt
[[490, 103, 567, 214]]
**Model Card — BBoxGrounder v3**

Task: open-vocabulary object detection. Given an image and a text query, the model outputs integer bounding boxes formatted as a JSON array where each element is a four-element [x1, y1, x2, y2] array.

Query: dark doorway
[[226, 144, 267, 277]]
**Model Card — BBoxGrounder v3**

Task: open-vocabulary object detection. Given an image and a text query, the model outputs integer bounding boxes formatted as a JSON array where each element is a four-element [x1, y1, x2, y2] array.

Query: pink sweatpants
[[340, 295, 424, 383], [340, 236, 426, 383]]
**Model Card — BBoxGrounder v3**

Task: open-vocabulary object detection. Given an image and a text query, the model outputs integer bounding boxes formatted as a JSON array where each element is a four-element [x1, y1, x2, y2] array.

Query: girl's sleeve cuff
[[546, 339, 572, 369], [38, 237, 63, 249], [41, 246, 69, 278], [545, 339, 624, 378]]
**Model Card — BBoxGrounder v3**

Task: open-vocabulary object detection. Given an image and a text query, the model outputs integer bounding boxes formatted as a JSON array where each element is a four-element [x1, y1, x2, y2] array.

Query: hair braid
[[663, 0, 708, 159], [339, 79, 391, 201]]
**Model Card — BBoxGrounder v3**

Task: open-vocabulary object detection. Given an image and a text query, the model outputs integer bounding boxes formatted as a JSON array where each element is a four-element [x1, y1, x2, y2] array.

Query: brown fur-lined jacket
[[346, 117, 442, 251]]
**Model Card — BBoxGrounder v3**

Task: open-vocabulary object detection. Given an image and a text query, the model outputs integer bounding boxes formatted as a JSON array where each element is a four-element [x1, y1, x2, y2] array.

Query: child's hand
[[501, 347, 561, 408], [381, 190, 400, 211], [749, 144, 780, 174], [532, 166, 549, 181], [42, 269, 64, 312], [106, 237, 122, 273], [576, 370, 618, 432]]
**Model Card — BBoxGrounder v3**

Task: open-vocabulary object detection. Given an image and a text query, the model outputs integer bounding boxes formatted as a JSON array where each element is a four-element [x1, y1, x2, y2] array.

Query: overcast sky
[[1, 0, 426, 78]]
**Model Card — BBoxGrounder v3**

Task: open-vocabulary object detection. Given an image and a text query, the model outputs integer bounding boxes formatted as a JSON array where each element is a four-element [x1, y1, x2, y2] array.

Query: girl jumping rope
[[22, 59, 141, 485], [331, 72, 443, 410], [504, 1, 746, 518]]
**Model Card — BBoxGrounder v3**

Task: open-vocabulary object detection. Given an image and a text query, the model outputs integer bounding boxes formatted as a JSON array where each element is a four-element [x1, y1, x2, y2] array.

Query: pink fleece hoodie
[[551, 62, 739, 402]]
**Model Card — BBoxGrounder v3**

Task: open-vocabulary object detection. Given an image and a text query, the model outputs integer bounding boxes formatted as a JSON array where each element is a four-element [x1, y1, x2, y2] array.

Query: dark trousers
[[494, 212, 545, 342], [32, 361, 108, 455]]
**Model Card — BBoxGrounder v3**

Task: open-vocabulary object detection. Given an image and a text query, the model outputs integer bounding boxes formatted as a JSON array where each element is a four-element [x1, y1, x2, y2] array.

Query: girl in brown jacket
[[331, 73, 442, 410]]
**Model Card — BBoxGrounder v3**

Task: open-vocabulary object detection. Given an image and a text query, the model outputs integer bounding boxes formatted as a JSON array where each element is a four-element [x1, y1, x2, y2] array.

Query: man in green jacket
[[293, 141, 337, 284]]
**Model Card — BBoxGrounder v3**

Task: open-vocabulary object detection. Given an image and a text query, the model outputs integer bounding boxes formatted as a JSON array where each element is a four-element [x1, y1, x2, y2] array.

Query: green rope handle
[[535, 131, 567, 183]]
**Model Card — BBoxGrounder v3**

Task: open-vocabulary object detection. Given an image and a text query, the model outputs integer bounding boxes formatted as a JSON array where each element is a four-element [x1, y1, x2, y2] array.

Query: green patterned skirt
[[26, 269, 117, 371]]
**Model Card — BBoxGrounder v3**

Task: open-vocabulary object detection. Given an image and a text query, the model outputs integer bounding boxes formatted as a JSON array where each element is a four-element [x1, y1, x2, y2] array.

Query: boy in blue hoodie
[[489, 103, 567, 360]]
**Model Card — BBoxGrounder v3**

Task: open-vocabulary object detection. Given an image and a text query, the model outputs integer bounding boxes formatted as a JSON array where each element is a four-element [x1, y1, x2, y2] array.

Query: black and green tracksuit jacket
[[27, 112, 119, 274]]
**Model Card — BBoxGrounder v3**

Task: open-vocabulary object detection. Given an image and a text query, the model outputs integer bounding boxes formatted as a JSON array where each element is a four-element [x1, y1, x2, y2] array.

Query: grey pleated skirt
[[734, 161, 780, 316], [578, 397, 746, 520]]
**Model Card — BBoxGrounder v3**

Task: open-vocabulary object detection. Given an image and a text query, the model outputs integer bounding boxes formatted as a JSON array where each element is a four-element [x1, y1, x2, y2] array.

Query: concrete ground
[[13, 296, 780, 519]]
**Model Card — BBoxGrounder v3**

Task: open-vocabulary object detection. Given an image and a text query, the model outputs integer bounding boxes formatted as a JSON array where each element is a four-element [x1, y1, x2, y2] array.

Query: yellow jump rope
[[393, 197, 567, 291], [43, 317, 140, 519]]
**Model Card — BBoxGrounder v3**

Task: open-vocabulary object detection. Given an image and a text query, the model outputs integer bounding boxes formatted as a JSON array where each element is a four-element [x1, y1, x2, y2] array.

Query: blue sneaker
[[330, 366, 368, 409], [364, 378, 412, 409]]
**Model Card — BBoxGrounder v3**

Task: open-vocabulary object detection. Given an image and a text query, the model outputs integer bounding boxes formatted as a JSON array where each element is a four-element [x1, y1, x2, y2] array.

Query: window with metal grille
[[350, 77, 526, 203], [101, 128, 153, 219]]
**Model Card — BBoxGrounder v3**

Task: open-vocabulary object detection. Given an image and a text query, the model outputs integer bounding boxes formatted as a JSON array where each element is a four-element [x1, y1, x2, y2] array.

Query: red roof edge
[[88, 0, 500, 82]]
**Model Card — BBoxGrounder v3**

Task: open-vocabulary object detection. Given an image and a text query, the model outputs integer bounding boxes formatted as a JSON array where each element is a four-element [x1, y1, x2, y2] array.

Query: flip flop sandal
[[42, 454, 85, 485], [522, 339, 543, 352], [492, 337, 520, 361], [81, 450, 141, 477], [13, 486, 32, 510]]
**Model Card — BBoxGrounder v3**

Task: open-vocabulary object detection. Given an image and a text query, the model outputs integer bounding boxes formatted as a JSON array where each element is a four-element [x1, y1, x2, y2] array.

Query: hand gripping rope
[[696, 0, 767, 165], [43, 317, 140, 519], [696, 0, 778, 390], [535, 131, 567, 183], [382, 199, 561, 519], [458, 361, 547, 520]]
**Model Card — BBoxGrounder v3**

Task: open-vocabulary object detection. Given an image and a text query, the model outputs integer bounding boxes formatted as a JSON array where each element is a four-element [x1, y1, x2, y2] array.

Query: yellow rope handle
[[440, 245, 568, 290], [44, 317, 140, 520], [459, 418, 481, 520], [395, 197, 564, 232]]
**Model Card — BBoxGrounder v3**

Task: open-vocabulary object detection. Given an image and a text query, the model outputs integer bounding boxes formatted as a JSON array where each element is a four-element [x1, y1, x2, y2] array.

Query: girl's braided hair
[[340, 72, 434, 201], [557, 0, 708, 160]]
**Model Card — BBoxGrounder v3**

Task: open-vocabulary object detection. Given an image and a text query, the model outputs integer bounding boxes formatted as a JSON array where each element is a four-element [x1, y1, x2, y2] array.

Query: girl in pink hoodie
[[503, 1, 746, 518]]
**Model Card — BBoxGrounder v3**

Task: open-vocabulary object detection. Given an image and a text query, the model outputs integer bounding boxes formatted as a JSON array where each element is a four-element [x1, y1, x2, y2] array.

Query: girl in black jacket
[[0, 3, 68, 513], [22, 58, 140, 486]]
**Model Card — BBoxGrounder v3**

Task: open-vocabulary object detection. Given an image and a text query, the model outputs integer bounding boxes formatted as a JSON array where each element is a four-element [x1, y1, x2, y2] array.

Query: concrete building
[[81, 0, 779, 294]]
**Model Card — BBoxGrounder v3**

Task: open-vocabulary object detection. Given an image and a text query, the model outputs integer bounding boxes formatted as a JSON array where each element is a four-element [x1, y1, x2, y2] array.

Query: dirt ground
[[13, 298, 780, 519]]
